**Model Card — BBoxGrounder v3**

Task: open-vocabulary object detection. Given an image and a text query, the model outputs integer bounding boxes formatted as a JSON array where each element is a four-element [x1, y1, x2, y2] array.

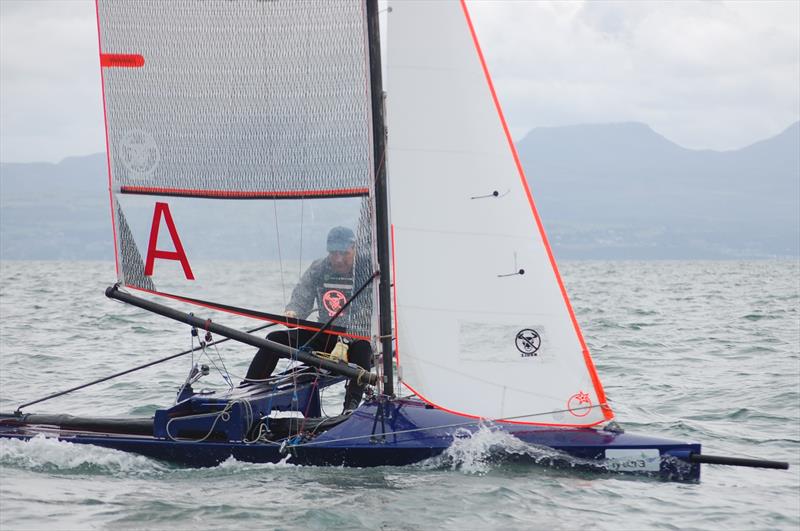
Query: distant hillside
[[1, 122, 798, 260], [517, 121, 799, 258], [0, 154, 110, 260]]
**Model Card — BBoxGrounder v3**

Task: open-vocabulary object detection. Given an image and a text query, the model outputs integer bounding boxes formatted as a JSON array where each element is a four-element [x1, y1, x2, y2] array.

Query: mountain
[[1, 122, 798, 260], [517, 121, 799, 258], [0, 154, 110, 260]]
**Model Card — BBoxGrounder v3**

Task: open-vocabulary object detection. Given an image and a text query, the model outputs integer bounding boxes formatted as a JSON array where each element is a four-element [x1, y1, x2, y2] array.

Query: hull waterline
[[0, 398, 701, 481]]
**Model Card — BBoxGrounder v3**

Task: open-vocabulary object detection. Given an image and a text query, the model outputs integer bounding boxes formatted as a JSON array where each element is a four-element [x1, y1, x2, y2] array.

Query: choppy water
[[1, 260, 798, 530]]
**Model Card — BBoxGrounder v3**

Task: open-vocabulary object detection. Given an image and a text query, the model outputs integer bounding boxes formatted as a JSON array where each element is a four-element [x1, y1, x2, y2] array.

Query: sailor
[[285, 225, 357, 321], [244, 226, 372, 413]]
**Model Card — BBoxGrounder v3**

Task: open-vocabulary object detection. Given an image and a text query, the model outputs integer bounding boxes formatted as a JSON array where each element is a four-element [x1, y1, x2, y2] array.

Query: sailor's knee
[[348, 340, 372, 370]]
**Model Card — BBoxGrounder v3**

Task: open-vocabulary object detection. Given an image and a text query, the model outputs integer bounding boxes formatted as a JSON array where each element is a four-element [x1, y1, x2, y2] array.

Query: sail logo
[[322, 289, 347, 316], [119, 129, 160, 180], [567, 391, 593, 417], [144, 202, 195, 280], [515, 328, 541, 357]]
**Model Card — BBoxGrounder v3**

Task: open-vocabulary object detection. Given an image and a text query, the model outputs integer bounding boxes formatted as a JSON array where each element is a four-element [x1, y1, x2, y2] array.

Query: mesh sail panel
[[98, 0, 378, 341], [97, 0, 372, 194], [115, 200, 155, 292], [343, 196, 376, 337]]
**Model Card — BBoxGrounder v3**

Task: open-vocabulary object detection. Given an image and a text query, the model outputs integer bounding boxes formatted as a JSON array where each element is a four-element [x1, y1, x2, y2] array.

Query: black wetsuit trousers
[[245, 329, 372, 381]]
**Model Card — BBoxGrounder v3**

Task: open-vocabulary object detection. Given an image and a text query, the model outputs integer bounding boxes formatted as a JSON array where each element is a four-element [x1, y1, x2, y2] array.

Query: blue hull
[[0, 398, 701, 481]]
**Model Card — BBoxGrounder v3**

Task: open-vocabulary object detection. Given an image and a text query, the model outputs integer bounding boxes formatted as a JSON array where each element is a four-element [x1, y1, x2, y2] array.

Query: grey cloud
[[1, 0, 798, 162], [469, 0, 799, 150]]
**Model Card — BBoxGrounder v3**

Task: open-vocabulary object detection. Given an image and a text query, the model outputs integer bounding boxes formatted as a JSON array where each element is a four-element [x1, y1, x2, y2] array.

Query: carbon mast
[[366, 0, 394, 396]]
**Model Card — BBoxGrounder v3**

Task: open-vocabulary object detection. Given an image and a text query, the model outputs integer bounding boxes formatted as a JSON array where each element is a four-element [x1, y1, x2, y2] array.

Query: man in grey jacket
[[284, 225, 357, 321], [244, 226, 372, 412]]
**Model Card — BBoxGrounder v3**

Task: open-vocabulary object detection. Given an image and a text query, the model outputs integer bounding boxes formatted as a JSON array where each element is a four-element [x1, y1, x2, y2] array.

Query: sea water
[[0, 260, 798, 530]]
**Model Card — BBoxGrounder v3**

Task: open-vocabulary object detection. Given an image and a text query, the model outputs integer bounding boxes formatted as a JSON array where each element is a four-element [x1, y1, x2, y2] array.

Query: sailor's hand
[[285, 310, 298, 328], [315, 341, 349, 363], [329, 340, 349, 362]]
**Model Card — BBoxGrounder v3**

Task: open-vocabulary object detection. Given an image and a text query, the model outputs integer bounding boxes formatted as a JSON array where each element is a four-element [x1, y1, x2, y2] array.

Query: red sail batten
[[120, 185, 370, 199]]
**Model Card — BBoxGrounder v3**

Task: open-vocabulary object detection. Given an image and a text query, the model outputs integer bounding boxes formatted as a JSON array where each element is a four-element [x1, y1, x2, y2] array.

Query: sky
[[0, 0, 798, 163]]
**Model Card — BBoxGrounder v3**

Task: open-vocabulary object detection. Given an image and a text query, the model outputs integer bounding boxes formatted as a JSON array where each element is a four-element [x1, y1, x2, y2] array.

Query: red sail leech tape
[[100, 54, 145, 68]]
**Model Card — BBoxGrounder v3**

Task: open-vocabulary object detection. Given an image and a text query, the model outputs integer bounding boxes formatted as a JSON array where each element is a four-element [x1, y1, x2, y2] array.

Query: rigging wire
[[297, 370, 322, 434], [273, 199, 288, 309], [209, 339, 233, 388], [175, 321, 200, 404], [195, 332, 233, 389], [14, 320, 277, 413]]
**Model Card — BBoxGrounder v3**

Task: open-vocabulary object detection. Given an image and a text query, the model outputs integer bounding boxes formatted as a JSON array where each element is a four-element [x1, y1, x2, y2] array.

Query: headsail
[[96, 0, 379, 340], [386, 0, 613, 426]]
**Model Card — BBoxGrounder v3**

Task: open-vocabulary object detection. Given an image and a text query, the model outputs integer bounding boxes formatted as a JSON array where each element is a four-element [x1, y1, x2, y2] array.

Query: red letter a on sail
[[144, 202, 195, 280]]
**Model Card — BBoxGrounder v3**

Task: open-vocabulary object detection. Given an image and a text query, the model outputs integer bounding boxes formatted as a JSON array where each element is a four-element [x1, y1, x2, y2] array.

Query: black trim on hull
[[1, 413, 154, 436]]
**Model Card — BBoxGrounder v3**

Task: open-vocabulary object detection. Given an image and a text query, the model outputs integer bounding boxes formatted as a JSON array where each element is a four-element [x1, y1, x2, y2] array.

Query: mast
[[366, 0, 394, 396]]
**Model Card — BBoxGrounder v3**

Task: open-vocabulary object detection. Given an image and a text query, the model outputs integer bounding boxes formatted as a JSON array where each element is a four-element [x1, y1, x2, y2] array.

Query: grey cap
[[327, 226, 355, 252]]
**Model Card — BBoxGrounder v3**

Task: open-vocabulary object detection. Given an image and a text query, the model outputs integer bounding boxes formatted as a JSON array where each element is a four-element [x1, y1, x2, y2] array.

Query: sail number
[[604, 449, 660, 472]]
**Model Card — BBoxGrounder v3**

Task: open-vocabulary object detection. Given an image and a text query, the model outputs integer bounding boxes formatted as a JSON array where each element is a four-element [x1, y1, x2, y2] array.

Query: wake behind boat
[[0, 0, 788, 481]]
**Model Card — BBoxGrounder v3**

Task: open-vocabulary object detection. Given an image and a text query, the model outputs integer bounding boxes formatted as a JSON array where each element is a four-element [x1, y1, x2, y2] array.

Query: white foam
[[0, 435, 166, 476], [420, 424, 565, 475], [213, 453, 295, 472]]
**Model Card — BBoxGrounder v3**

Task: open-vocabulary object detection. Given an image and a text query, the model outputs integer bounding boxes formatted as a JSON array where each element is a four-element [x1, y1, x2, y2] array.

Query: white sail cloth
[[386, 0, 612, 426]]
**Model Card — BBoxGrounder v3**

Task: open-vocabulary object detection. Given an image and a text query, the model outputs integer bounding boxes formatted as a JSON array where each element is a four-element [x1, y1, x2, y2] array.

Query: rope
[[165, 400, 239, 443], [298, 199, 305, 284], [289, 344, 301, 438], [175, 324, 200, 404], [273, 199, 288, 309], [231, 368, 341, 385], [190, 321, 196, 370], [297, 371, 322, 434], [165, 398, 286, 446], [210, 340, 233, 388], [259, 381, 280, 434], [15, 321, 277, 413]]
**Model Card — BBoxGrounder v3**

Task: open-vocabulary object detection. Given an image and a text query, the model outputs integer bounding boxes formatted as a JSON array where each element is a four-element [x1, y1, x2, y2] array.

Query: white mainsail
[[386, 0, 613, 426]]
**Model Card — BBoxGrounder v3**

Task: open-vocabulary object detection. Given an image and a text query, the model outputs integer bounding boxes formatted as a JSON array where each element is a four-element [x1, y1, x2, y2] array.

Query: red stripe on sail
[[458, 0, 613, 421], [94, 1, 119, 279], [401, 380, 608, 428], [120, 186, 370, 199], [100, 53, 145, 68]]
